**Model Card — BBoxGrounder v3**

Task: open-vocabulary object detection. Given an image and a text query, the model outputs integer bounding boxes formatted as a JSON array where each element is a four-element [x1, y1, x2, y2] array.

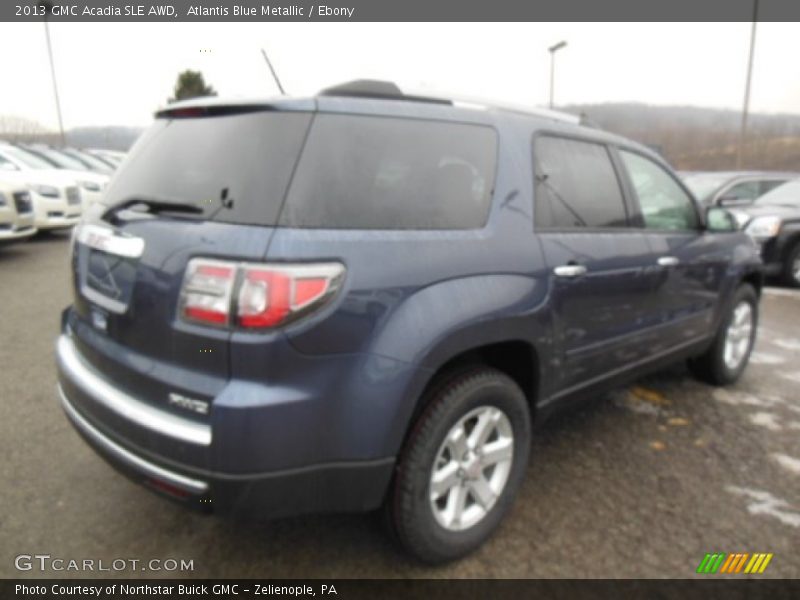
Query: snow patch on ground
[[749, 412, 783, 431], [781, 371, 800, 384], [772, 454, 800, 476], [727, 486, 800, 528], [749, 351, 786, 365]]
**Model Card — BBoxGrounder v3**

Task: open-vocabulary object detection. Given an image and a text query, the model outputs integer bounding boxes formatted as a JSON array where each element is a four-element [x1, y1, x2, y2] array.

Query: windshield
[[93, 152, 121, 167], [1, 146, 56, 170], [104, 111, 313, 226], [28, 147, 88, 171], [753, 179, 800, 208], [682, 174, 729, 203], [65, 149, 114, 174]]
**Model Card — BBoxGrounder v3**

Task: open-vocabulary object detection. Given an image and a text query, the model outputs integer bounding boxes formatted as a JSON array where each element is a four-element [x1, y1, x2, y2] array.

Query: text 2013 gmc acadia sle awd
[[56, 81, 762, 563]]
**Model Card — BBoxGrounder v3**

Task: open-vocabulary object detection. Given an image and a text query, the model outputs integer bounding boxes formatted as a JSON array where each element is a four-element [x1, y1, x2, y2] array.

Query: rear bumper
[[56, 332, 396, 518]]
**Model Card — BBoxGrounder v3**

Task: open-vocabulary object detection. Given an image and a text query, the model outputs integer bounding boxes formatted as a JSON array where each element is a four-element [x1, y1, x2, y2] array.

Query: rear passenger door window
[[534, 136, 628, 229], [620, 150, 699, 231]]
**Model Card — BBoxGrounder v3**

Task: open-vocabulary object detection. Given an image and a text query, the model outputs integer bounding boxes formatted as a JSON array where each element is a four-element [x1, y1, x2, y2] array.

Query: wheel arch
[[407, 339, 541, 435]]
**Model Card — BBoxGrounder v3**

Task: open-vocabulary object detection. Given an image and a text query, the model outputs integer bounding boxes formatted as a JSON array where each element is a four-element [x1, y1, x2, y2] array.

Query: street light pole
[[39, 1, 66, 146], [548, 41, 567, 109], [737, 0, 759, 169]]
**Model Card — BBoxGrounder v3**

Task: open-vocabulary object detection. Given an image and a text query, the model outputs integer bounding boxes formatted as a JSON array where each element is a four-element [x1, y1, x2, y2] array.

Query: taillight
[[180, 259, 344, 329], [180, 260, 236, 326]]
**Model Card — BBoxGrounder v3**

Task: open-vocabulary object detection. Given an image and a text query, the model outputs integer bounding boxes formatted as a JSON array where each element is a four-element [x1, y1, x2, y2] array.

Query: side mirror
[[706, 206, 739, 232]]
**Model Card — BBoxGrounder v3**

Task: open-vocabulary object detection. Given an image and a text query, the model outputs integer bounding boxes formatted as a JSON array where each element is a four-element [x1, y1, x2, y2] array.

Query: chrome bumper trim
[[59, 385, 209, 495], [56, 334, 212, 446]]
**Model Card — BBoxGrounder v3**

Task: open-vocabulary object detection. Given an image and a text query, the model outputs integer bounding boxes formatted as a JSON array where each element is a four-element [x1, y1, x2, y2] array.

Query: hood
[[735, 203, 800, 223], [9, 168, 82, 189], [60, 169, 109, 186], [0, 172, 33, 190]]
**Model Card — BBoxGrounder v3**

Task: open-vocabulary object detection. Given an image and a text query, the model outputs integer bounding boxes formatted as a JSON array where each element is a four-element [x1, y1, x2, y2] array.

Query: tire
[[781, 241, 800, 288], [688, 283, 758, 385], [387, 367, 531, 564]]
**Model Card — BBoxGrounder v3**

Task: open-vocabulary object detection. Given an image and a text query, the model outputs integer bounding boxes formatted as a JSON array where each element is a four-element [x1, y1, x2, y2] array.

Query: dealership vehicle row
[[0, 142, 123, 241]]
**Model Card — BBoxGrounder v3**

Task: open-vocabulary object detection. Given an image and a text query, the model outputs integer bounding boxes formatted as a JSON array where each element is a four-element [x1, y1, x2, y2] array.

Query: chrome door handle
[[657, 256, 680, 267], [554, 264, 587, 278]]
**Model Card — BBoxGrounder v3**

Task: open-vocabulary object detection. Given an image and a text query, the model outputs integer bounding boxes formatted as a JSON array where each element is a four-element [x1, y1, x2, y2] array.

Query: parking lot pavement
[[1, 233, 798, 579]]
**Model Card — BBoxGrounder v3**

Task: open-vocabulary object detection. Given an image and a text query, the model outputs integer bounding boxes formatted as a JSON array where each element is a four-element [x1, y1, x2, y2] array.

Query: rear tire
[[688, 284, 758, 385], [387, 367, 531, 564], [781, 241, 800, 288]]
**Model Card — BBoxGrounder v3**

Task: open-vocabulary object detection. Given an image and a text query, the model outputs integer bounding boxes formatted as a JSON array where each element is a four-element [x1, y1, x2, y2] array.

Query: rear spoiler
[[155, 104, 279, 119], [155, 97, 316, 119]]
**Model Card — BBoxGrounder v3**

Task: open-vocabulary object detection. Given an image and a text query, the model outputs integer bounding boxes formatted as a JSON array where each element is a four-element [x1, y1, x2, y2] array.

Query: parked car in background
[[0, 144, 82, 231], [733, 178, 800, 287], [17, 144, 109, 208], [0, 176, 36, 244], [681, 171, 797, 208]]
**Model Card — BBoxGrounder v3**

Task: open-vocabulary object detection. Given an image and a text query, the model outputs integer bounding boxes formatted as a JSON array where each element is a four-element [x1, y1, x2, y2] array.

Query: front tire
[[388, 367, 531, 564], [688, 283, 758, 385]]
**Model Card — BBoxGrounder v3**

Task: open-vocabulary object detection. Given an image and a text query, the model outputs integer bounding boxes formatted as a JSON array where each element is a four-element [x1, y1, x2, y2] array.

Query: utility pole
[[548, 41, 567, 109], [737, 0, 759, 169], [40, 1, 66, 146]]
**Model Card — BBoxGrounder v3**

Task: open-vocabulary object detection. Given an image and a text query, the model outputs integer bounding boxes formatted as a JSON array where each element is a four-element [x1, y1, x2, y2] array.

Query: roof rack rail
[[410, 90, 581, 125], [318, 80, 452, 105], [319, 80, 581, 125]]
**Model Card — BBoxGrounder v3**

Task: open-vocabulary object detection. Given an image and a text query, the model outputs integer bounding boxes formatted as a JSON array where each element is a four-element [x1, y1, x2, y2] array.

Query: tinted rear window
[[534, 136, 628, 229], [103, 111, 313, 226], [280, 114, 497, 229]]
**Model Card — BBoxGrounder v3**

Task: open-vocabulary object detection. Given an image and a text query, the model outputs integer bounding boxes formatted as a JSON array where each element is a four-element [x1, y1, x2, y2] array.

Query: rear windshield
[[103, 111, 313, 226], [280, 114, 497, 229], [104, 111, 497, 229]]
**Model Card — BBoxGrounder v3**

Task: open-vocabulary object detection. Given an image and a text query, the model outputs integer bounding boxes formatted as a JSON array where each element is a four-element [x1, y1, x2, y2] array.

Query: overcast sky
[[1, 22, 799, 130]]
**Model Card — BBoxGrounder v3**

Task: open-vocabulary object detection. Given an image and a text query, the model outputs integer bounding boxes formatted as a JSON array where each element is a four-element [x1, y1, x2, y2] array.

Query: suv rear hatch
[[67, 104, 314, 423]]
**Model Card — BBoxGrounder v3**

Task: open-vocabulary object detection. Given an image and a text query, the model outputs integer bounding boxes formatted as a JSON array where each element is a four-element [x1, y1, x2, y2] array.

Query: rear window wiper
[[102, 196, 204, 222]]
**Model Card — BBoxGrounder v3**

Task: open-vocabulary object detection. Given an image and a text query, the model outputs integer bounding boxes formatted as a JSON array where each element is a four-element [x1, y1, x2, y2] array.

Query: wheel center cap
[[462, 456, 482, 480]]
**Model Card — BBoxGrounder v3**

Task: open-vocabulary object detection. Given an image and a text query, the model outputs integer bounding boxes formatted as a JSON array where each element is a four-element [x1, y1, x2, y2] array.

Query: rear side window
[[103, 111, 313, 226], [534, 136, 628, 229], [280, 114, 497, 229]]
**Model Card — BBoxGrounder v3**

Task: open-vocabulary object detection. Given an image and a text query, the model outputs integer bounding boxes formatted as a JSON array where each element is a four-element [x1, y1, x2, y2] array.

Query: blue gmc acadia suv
[[56, 81, 763, 563]]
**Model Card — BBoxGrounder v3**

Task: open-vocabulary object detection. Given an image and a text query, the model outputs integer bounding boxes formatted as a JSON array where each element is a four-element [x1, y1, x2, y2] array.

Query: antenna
[[260, 48, 286, 96]]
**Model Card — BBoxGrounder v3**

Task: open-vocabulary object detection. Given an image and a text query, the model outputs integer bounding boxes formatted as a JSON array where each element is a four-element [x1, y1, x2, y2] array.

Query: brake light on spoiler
[[180, 259, 345, 329]]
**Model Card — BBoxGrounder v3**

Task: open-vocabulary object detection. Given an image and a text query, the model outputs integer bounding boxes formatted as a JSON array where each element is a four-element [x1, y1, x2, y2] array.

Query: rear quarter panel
[[259, 114, 554, 457]]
